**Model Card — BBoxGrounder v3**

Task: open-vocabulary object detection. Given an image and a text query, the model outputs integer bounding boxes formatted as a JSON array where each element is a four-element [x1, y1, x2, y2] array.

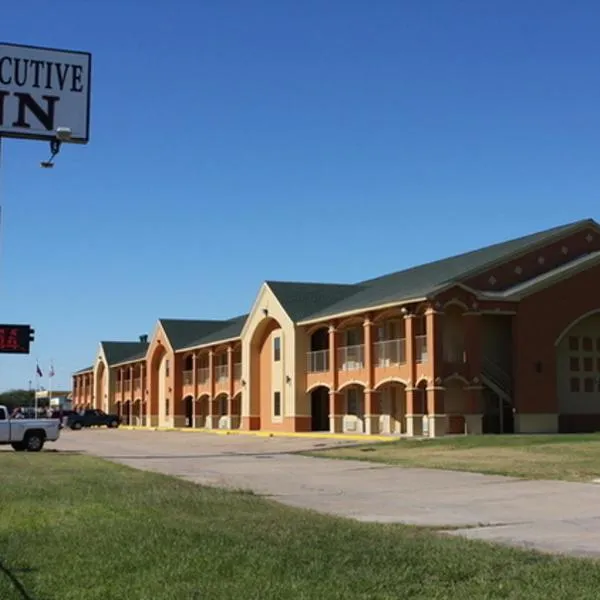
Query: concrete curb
[[119, 425, 396, 443]]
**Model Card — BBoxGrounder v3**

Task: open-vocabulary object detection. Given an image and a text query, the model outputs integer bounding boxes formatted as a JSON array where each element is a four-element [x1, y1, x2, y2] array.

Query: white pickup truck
[[0, 405, 61, 451]]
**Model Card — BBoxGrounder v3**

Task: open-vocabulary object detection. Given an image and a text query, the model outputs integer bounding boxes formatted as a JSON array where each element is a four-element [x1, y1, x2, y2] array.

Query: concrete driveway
[[46, 429, 600, 558]]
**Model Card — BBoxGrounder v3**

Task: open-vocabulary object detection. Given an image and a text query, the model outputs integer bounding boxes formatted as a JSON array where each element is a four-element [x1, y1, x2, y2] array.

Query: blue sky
[[1, 0, 600, 392]]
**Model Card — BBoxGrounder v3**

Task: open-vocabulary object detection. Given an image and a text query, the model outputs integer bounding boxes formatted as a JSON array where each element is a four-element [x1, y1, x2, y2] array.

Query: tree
[[0, 389, 36, 410]]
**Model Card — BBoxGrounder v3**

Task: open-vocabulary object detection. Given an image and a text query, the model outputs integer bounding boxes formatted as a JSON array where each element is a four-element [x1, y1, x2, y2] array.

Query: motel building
[[73, 219, 600, 437]]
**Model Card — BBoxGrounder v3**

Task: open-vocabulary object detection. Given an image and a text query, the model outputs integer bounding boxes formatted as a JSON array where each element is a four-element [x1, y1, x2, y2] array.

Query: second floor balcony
[[338, 344, 364, 371], [305, 334, 429, 375], [183, 370, 193, 385], [215, 364, 229, 382], [415, 335, 428, 363], [197, 367, 209, 385], [374, 338, 406, 367], [307, 349, 329, 373]]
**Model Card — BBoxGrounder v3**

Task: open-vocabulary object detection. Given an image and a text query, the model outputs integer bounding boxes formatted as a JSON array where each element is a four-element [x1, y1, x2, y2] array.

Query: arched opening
[[415, 380, 428, 436], [231, 392, 242, 429], [215, 393, 228, 429], [95, 361, 106, 411], [309, 386, 330, 431], [150, 346, 171, 428], [250, 316, 283, 430], [442, 304, 466, 364], [132, 399, 141, 426], [556, 312, 600, 432], [123, 400, 132, 425], [183, 395, 194, 427], [196, 394, 210, 428], [375, 381, 406, 434], [340, 383, 365, 433], [307, 327, 329, 372]]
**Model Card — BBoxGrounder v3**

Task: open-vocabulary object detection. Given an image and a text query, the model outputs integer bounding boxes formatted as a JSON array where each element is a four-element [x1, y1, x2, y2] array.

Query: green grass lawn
[[2, 454, 600, 600], [305, 433, 600, 481]]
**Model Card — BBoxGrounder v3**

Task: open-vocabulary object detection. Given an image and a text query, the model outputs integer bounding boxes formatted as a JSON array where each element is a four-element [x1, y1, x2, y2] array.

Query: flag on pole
[[36, 362, 43, 377], [49, 363, 55, 378]]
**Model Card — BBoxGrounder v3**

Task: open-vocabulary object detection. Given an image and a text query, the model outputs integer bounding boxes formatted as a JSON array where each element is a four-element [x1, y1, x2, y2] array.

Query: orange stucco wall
[[255, 321, 290, 431]]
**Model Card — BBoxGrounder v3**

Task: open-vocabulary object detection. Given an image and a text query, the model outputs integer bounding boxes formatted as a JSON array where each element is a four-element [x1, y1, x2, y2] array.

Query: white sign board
[[0, 42, 91, 143]]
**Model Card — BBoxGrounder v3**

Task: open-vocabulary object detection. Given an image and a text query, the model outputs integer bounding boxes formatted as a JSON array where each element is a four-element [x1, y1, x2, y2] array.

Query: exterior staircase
[[481, 357, 512, 405]]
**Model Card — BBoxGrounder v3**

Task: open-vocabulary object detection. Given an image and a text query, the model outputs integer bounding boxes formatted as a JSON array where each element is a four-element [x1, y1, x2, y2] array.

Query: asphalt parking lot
[[17, 429, 600, 558]]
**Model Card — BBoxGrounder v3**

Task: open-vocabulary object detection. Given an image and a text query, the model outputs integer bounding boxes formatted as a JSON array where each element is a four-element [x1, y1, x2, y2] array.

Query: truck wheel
[[108, 420, 119, 428], [24, 433, 44, 452], [71, 422, 83, 430], [11, 442, 26, 451]]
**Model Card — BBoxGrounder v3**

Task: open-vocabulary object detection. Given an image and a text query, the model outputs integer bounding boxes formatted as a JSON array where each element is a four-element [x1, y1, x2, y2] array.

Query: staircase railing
[[482, 357, 512, 398]]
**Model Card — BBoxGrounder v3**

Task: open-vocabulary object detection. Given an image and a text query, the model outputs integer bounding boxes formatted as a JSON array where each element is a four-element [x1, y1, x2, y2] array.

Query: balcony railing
[[415, 335, 428, 363], [134, 378, 141, 391], [338, 344, 364, 371], [115, 382, 122, 393], [183, 370, 193, 385], [124, 380, 131, 392], [233, 363, 242, 380], [215, 364, 229, 382], [307, 349, 329, 373], [197, 367, 209, 384], [374, 338, 406, 367]]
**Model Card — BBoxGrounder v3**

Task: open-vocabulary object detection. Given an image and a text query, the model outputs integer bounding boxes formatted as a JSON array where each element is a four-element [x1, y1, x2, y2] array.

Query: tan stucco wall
[[146, 322, 174, 424], [258, 324, 280, 427], [241, 284, 296, 430], [93, 344, 109, 411]]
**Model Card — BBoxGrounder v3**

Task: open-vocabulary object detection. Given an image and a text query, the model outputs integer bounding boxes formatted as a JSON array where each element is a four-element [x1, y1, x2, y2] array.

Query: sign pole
[[0, 135, 3, 276]]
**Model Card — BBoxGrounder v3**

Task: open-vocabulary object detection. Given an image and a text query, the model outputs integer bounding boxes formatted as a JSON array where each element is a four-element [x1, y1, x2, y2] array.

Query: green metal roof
[[182, 314, 248, 350], [266, 282, 362, 321], [159, 319, 232, 351], [296, 219, 596, 322], [87, 219, 598, 364], [101, 341, 149, 366], [73, 365, 93, 374]]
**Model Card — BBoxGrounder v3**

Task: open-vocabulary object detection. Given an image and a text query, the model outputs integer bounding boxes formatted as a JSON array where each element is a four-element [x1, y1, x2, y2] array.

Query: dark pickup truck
[[67, 409, 121, 430]]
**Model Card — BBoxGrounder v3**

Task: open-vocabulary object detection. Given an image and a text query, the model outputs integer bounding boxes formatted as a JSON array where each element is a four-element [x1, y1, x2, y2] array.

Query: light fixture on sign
[[0, 42, 91, 167]]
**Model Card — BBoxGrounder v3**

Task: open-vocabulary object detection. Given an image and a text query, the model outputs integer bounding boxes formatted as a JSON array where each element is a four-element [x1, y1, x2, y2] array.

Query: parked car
[[50, 409, 78, 429], [0, 405, 61, 451], [67, 409, 121, 430]]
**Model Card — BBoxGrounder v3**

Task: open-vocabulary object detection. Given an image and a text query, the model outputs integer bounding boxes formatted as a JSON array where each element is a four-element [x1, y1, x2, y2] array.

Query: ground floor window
[[273, 391, 281, 417]]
